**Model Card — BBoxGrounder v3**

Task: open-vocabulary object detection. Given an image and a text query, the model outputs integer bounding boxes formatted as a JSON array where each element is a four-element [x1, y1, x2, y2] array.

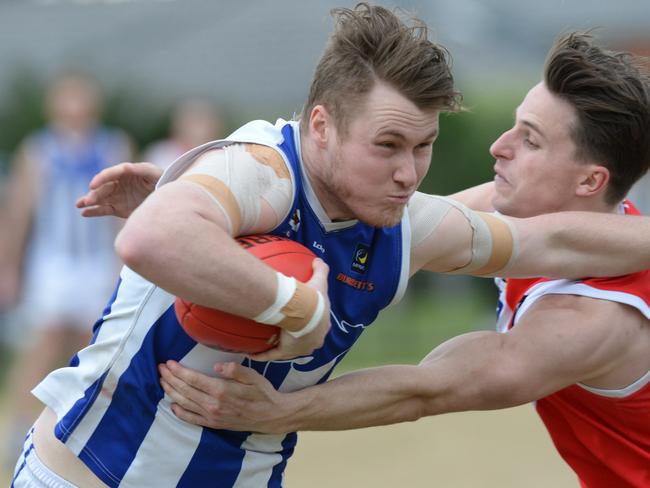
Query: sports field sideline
[[286, 404, 575, 487]]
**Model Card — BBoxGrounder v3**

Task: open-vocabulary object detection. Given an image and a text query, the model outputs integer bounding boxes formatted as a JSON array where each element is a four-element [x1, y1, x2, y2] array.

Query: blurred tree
[[0, 67, 46, 172]]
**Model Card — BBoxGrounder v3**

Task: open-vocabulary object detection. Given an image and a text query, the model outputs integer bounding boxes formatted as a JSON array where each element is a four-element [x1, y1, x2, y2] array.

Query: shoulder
[[522, 290, 645, 334], [191, 143, 291, 181], [525, 273, 650, 316], [225, 118, 295, 148]]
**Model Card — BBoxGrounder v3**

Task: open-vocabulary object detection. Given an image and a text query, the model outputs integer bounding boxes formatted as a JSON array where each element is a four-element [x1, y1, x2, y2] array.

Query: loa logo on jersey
[[312, 241, 325, 254], [351, 243, 370, 274]]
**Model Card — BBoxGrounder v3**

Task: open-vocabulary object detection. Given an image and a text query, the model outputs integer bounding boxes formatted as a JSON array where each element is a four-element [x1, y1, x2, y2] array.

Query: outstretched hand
[[159, 360, 293, 434], [76, 162, 162, 218]]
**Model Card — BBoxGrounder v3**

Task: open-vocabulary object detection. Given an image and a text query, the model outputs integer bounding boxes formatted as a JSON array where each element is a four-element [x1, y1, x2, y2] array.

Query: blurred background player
[[142, 98, 223, 170], [0, 71, 132, 465]]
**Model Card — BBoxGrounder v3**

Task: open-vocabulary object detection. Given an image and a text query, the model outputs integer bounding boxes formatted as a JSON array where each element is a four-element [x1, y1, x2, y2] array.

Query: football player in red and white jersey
[[154, 32, 650, 487]]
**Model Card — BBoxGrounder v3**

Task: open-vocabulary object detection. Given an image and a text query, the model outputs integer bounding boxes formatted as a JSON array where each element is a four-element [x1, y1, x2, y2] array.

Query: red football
[[174, 235, 316, 353]]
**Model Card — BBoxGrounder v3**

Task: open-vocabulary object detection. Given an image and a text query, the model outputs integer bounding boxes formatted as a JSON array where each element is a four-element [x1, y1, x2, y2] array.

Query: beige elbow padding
[[441, 198, 518, 276]]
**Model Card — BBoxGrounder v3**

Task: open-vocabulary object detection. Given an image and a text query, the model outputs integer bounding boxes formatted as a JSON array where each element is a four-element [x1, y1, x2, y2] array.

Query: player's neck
[[299, 133, 351, 222]]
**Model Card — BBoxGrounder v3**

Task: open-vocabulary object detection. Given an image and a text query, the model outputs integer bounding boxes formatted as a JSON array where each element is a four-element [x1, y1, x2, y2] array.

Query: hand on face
[[76, 162, 162, 218]]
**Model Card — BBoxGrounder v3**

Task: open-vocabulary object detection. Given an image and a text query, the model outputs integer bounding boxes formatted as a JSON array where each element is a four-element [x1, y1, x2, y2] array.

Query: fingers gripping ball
[[174, 235, 316, 353]]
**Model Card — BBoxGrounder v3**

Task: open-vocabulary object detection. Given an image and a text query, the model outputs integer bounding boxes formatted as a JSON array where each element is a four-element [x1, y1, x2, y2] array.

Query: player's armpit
[[179, 143, 293, 236]]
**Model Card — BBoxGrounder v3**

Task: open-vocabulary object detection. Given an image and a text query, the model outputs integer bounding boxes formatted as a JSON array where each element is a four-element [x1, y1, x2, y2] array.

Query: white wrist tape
[[254, 273, 297, 325], [286, 291, 325, 338], [254, 271, 326, 338]]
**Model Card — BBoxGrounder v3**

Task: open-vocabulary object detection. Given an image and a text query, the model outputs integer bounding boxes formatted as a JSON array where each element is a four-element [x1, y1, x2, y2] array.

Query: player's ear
[[308, 105, 332, 149], [576, 164, 609, 197]]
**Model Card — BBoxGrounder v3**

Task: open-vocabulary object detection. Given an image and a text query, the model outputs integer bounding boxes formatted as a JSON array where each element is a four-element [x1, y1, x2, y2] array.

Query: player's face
[[490, 82, 588, 218], [48, 78, 100, 132], [323, 83, 439, 227]]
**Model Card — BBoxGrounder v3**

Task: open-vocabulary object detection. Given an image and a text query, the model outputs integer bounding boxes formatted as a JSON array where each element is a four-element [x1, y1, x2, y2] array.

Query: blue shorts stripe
[[11, 431, 35, 487]]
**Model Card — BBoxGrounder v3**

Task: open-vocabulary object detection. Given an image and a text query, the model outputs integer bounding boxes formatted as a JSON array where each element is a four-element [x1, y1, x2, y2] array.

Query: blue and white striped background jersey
[[32, 119, 410, 487], [24, 127, 129, 265]]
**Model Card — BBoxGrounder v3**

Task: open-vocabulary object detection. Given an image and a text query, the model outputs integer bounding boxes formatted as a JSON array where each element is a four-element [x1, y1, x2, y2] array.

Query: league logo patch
[[351, 243, 370, 274]]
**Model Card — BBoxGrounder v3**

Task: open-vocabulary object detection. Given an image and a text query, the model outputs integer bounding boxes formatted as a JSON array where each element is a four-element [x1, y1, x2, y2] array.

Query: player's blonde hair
[[300, 2, 461, 138]]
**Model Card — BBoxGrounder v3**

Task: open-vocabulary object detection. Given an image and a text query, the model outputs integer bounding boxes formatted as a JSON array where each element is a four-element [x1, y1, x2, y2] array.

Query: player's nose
[[490, 128, 515, 161]]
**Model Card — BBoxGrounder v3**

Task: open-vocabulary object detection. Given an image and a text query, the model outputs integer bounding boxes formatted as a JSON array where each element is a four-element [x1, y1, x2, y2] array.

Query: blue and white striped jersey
[[25, 127, 128, 264], [33, 119, 410, 487]]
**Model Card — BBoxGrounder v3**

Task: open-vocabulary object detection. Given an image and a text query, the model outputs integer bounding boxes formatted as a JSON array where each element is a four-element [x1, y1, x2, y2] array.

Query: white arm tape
[[254, 272, 297, 325], [408, 192, 455, 248], [286, 291, 326, 338]]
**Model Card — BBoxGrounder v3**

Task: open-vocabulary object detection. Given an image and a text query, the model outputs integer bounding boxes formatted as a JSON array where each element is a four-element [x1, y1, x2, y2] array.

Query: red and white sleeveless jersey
[[495, 201, 650, 488]]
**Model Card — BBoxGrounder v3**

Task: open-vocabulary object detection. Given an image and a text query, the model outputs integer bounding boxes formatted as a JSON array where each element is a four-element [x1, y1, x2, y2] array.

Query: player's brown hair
[[300, 2, 461, 137], [544, 32, 650, 205]]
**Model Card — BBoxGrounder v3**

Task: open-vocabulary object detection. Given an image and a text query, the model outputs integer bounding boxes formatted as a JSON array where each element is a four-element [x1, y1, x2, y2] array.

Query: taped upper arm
[[410, 194, 518, 276], [178, 143, 293, 235]]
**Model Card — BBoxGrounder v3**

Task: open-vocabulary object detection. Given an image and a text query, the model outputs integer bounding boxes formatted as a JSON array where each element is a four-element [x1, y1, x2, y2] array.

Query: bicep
[[122, 180, 231, 246], [414, 295, 632, 411], [494, 295, 635, 398]]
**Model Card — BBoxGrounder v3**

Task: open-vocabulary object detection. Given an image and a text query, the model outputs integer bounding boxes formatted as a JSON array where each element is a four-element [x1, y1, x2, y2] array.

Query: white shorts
[[12, 428, 78, 488]]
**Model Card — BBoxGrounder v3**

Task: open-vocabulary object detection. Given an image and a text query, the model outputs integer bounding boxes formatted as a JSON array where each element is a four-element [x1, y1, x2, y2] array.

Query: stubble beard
[[327, 174, 404, 228], [323, 151, 404, 228]]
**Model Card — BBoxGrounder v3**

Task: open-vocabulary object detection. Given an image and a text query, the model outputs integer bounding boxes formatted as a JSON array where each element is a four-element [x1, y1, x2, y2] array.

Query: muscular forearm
[[279, 332, 535, 432], [279, 365, 428, 432]]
